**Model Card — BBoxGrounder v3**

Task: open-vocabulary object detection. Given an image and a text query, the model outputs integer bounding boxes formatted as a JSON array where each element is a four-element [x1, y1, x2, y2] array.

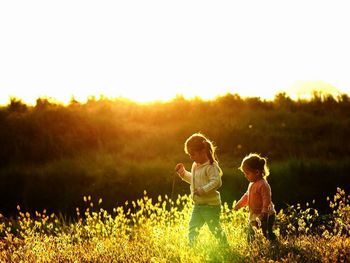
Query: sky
[[1, 0, 350, 105]]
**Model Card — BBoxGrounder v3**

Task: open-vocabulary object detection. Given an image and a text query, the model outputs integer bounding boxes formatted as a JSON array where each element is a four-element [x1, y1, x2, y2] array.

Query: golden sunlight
[[1, 1, 350, 106], [0, 80, 346, 106], [287, 81, 343, 100]]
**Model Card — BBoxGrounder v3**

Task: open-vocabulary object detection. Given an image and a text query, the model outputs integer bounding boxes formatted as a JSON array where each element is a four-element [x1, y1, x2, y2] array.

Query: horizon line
[[1, 90, 348, 107]]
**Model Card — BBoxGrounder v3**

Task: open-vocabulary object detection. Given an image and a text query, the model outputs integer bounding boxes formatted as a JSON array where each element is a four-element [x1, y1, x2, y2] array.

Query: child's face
[[187, 149, 208, 164], [242, 166, 262, 182]]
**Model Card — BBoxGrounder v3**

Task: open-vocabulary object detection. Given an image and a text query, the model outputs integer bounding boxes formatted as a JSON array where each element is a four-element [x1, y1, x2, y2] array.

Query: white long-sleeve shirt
[[180, 161, 222, 205]]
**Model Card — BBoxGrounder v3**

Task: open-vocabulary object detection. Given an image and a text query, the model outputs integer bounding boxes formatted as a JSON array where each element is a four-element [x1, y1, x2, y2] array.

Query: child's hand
[[175, 163, 185, 177], [193, 187, 205, 196]]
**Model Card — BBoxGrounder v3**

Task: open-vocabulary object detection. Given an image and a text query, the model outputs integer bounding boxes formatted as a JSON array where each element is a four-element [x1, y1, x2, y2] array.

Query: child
[[234, 153, 276, 241], [175, 133, 228, 246]]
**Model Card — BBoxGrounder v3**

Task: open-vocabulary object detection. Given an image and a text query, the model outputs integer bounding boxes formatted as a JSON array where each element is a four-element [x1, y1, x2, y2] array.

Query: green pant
[[248, 213, 276, 242], [188, 204, 228, 245]]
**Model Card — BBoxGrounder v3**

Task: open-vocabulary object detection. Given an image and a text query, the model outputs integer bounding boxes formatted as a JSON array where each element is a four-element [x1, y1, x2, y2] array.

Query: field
[[0, 94, 350, 262], [1, 188, 349, 262]]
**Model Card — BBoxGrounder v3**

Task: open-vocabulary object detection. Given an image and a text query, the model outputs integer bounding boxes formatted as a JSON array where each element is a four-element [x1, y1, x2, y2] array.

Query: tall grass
[[1, 188, 349, 262]]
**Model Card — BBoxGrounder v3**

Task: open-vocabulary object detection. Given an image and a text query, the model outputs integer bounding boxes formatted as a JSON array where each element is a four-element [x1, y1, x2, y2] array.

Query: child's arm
[[260, 182, 272, 217], [200, 165, 222, 193], [234, 192, 248, 210], [175, 163, 192, 184]]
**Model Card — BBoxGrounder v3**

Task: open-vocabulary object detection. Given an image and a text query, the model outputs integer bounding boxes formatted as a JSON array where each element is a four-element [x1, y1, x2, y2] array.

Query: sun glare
[[0, 79, 346, 107], [286, 81, 343, 100], [1, 2, 350, 106]]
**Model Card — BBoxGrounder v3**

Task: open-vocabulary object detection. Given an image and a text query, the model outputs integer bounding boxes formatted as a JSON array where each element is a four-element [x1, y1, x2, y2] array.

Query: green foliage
[[0, 94, 349, 215], [1, 93, 350, 164]]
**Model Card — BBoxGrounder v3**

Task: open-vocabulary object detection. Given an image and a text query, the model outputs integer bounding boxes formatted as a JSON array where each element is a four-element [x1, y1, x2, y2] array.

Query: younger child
[[234, 153, 276, 241], [175, 133, 228, 246]]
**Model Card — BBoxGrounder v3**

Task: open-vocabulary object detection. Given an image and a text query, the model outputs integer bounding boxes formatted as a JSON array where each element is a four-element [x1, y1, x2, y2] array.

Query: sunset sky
[[1, 1, 350, 105]]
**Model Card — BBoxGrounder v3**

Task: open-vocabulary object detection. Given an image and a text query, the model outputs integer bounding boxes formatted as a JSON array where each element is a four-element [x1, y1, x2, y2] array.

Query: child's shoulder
[[205, 162, 220, 173], [255, 178, 270, 187], [257, 178, 272, 190]]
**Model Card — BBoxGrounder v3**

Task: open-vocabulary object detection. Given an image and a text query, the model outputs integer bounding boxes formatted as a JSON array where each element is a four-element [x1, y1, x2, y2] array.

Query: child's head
[[239, 153, 269, 182], [184, 133, 218, 166]]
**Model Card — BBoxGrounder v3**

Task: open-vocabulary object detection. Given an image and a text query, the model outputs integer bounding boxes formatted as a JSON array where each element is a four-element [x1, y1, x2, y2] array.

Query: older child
[[175, 133, 228, 246], [234, 153, 276, 241]]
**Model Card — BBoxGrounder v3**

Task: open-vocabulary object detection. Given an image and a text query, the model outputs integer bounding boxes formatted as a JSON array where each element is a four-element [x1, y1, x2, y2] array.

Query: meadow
[[0, 93, 349, 261], [0, 188, 349, 262]]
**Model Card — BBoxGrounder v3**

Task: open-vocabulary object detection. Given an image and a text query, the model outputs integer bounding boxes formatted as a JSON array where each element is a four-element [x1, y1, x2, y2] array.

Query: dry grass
[[0, 189, 349, 262]]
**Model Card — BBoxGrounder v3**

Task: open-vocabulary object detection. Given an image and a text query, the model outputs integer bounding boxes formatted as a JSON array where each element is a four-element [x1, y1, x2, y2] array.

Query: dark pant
[[188, 204, 228, 246], [248, 213, 276, 242]]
